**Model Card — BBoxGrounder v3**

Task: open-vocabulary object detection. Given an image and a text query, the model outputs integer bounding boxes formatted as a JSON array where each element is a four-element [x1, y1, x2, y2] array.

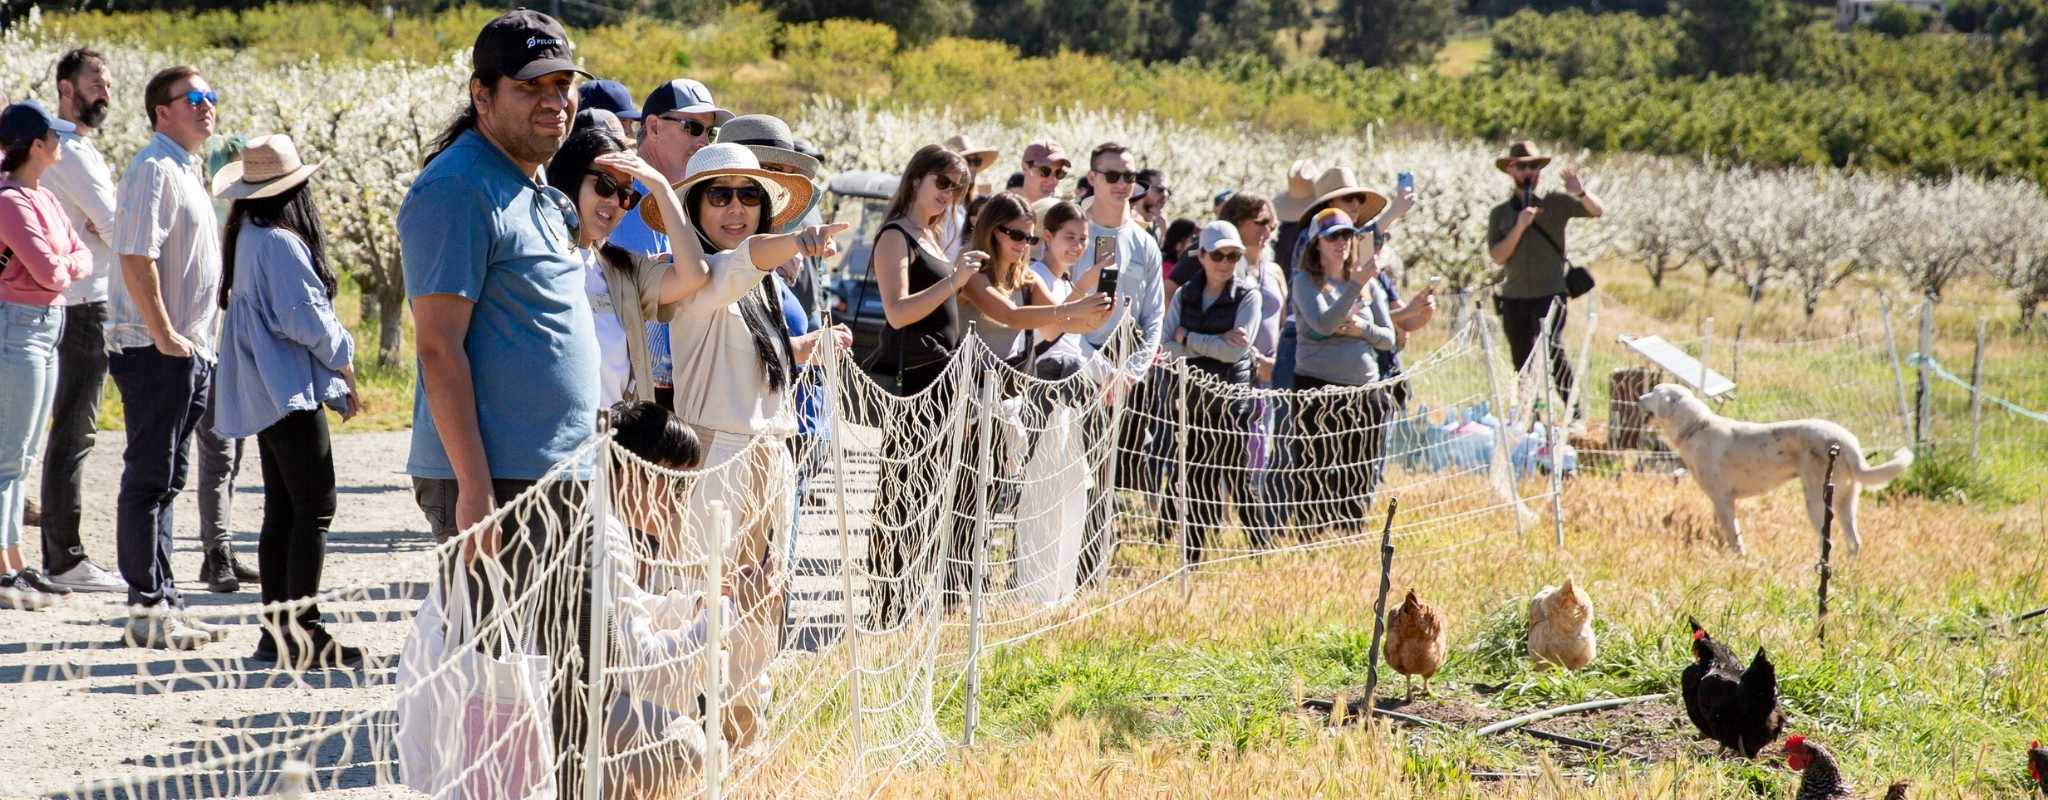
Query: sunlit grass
[[1433, 37, 1494, 78]]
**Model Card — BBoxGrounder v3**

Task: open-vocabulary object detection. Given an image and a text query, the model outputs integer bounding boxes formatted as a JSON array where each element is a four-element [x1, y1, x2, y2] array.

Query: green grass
[[1432, 37, 1493, 78]]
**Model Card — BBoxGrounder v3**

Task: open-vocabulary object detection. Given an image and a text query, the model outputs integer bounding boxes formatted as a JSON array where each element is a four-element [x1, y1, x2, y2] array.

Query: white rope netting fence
[[7, 288, 2040, 800]]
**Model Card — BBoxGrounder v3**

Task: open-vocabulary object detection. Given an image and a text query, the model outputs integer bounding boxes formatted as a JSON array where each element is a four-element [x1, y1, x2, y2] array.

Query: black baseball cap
[[473, 9, 591, 82]]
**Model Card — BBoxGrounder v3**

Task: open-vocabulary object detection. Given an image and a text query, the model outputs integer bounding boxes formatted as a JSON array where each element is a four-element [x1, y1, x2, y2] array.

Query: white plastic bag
[[395, 559, 559, 800]]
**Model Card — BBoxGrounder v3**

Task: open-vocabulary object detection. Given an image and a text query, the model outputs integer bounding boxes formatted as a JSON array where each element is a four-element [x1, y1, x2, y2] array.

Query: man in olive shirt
[[1486, 141, 1603, 412]]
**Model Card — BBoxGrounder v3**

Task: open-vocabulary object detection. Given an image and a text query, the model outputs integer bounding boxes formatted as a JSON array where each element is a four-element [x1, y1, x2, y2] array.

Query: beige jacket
[[597, 248, 678, 405]]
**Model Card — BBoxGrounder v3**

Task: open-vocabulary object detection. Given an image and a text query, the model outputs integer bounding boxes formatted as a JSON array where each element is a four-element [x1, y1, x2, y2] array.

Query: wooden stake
[[1361, 499, 1400, 708], [1817, 444, 1840, 643], [1968, 318, 1986, 463]]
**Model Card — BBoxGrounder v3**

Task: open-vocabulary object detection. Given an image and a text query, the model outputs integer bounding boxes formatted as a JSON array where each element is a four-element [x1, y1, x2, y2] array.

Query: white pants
[[1013, 406, 1087, 608], [678, 427, 792, 748]]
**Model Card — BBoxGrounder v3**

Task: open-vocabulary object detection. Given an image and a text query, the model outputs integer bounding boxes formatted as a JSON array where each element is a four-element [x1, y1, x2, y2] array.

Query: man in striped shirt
[[107, 65, 227, 650]]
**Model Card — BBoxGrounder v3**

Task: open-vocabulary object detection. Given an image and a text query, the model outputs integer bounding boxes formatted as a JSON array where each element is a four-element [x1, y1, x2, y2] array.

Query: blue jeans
[[109, 346, 214, 608], [0, 301, 64, 551]]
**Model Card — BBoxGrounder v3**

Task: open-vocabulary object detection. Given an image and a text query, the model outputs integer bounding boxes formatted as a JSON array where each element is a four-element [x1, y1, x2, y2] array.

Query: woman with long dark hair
[[544, 128, 705, 405], [640, 141, 842, 747], [864, 144, 985, 627], [209, 135, 361, 668], [0, 100, 91, 609]]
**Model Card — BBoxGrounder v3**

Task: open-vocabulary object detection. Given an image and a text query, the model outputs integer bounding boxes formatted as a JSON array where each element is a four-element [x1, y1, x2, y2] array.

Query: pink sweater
[[0, 177, 93, 305]]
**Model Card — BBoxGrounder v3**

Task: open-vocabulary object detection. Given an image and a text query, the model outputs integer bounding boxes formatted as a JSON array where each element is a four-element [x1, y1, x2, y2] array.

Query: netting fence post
[[1540, 300, 1564, 551], [1174, 359, 1193, 597], [703, 501, 730, 800], [1696, 316, 1713, 398], [1969, 317, 1986, 463], [580, 428, 614, 800], [1915, 295, 1935, 448], [1879, 292, 1913, 444], [963, 371, 1000, 747], [1475, 298, 1523, 539], [1555, 298, 1597, 550], [819, 323, 864, 791]]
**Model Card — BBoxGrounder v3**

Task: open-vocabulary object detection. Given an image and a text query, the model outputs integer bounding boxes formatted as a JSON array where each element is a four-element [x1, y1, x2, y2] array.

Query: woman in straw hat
[[207, 134, 363, 668], [641, 141, 845, 747]]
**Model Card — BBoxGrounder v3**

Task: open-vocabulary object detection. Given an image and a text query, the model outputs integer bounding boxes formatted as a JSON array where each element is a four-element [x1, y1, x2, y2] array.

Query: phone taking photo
[[1398, 171, 1415, 194]]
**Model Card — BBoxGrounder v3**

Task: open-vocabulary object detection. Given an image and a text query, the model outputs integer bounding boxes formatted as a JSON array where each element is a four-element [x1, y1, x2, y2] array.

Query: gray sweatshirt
[[1290, 271, 1397, 385]]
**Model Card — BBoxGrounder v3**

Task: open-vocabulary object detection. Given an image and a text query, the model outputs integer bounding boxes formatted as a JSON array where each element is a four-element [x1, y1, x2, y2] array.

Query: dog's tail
[[1849, 446, 1915, 488]]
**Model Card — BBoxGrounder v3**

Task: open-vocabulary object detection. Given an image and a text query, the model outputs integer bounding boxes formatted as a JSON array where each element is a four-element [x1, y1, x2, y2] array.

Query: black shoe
[[202, 549, 240, 593], [11, 567, 70, 596], [251, 635, 281, 664], [303, 627, 363, 670], [228, 552, 260, 582]]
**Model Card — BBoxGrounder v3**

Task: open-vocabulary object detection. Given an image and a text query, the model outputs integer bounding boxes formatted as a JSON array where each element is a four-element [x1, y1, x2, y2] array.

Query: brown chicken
[[1383, 589, 1446, 701], [1528, 578, 1596, 670]]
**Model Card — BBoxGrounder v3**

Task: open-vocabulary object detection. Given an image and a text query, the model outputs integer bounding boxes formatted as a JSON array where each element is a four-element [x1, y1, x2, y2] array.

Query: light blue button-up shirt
[[212, 225, 354, 439]]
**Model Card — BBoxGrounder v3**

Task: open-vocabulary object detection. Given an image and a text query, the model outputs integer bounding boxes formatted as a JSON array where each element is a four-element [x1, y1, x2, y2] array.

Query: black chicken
[[2029, 740, 2046, 795], [1681, 616, 1786, 758]]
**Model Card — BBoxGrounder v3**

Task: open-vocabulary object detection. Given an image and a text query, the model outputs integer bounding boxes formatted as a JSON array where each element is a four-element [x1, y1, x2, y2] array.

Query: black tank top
[[876, 220, 960, 372]]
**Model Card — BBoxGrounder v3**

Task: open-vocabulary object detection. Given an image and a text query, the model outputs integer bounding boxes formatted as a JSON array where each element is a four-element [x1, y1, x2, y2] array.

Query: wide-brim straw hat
[[1297, 166, 1388, 227], [640, 143, 816, 235], [943, 134, 998, 172], [212, 134, 321, 199], [1494, 140, 1553, 173], [1271, 159, 1319, 221]]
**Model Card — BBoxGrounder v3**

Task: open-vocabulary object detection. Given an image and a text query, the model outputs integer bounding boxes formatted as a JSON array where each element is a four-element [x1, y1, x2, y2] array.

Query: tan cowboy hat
[[1297, 166, 1389, 227], [943, 134, 998, 172], [211, 134, 321, 199], [640, 143, 817, 236], [1494, 140, 1553, 173], [1271, 159, 1319, 220]]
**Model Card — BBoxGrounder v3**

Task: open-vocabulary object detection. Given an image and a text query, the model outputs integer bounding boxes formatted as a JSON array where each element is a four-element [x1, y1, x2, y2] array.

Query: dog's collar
[[1673, 417, 1712, 447]]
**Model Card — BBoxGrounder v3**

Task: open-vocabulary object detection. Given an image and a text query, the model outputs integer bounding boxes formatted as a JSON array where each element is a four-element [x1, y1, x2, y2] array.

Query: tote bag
[[395, 560, 559, 800]]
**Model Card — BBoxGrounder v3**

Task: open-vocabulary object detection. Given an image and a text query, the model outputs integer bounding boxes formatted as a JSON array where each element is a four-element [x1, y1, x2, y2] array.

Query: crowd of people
[[0, 8, 1605, 790]]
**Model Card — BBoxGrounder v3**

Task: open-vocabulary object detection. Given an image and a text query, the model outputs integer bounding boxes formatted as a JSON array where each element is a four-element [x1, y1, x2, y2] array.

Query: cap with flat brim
[[640, 143, 817, 236]]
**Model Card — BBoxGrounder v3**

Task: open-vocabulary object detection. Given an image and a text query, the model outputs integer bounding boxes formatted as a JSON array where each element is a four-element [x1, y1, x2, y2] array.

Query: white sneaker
[[183, 614, 232, 642], [124, 614, 214, 650], [48, 560, 126, 593]]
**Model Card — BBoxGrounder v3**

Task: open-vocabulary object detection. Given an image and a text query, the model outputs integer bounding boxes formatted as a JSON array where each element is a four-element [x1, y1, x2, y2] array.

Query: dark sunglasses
[[184, 90, 219, 108], [931, 174, 965, 193], [659, 114, 716, 138], [1032, 165, 1068, 180], [1206, 250, 1243, 264], [1251, 217, 1275, 228], [1093, 169, 1136, 185], [704, 185, 767, 208], [592, 174, 641, 211], [994, 225, 1040, 246]]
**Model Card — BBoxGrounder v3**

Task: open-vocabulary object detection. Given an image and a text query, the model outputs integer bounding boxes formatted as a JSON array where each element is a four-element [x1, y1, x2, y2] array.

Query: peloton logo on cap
[[527, 36, 563, 50]]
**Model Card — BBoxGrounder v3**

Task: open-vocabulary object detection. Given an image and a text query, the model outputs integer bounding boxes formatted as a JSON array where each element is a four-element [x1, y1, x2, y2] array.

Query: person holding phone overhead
[[1074, 141, 1165, 589], [864, 143, 982, 628], [1486, 141, 1603, 416]]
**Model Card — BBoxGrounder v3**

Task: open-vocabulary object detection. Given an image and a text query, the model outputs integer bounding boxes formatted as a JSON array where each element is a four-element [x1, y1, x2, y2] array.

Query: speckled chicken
[[1681, 617, 1785, 758], [1784, 735, 1860, 800], [1383, 589, 1445, 701], [1527, 578, 1596, 670]]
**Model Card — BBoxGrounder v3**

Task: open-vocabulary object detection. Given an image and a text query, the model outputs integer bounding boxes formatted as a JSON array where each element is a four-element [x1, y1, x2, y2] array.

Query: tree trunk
[[376, 282, 406, 367]]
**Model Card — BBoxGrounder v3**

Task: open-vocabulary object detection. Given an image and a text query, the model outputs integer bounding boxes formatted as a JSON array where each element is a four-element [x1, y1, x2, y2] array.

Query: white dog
[[1636, 383, 1913, 554]]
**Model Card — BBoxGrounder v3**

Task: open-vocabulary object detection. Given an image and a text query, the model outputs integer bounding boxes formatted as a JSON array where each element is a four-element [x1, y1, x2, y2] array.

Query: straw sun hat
[[1295, 166, 1389, 227], [211, 134, 321, 199], [640, 143, 817, 235]]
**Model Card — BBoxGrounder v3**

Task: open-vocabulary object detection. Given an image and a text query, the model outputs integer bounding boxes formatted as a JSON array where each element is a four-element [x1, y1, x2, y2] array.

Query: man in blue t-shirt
[[606, 77, 731, 408], [396, 12, 598, 790]]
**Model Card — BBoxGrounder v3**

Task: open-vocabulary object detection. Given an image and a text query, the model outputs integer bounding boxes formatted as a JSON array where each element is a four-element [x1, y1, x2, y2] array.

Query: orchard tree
[[1675, 0, 1793, 76], [1326, 0, 1457, 67]]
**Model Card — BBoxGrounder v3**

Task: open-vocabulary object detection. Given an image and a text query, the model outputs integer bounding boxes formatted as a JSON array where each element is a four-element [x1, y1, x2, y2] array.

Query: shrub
[[1870, 2, 1934, 36]]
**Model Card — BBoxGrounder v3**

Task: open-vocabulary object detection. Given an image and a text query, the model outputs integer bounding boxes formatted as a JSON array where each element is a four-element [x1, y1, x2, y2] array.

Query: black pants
[[108, 346, 212, 608], [1498, 295, 1574, 404], [40, 301, 108, 574], [866, 359, 977, 628], [1078, 368, 1164, 588], [255, 409, 335, 634], [1291, 376, 1392, 535], [1156, 378, 1263, 563], [414, 476, 594, 794]]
